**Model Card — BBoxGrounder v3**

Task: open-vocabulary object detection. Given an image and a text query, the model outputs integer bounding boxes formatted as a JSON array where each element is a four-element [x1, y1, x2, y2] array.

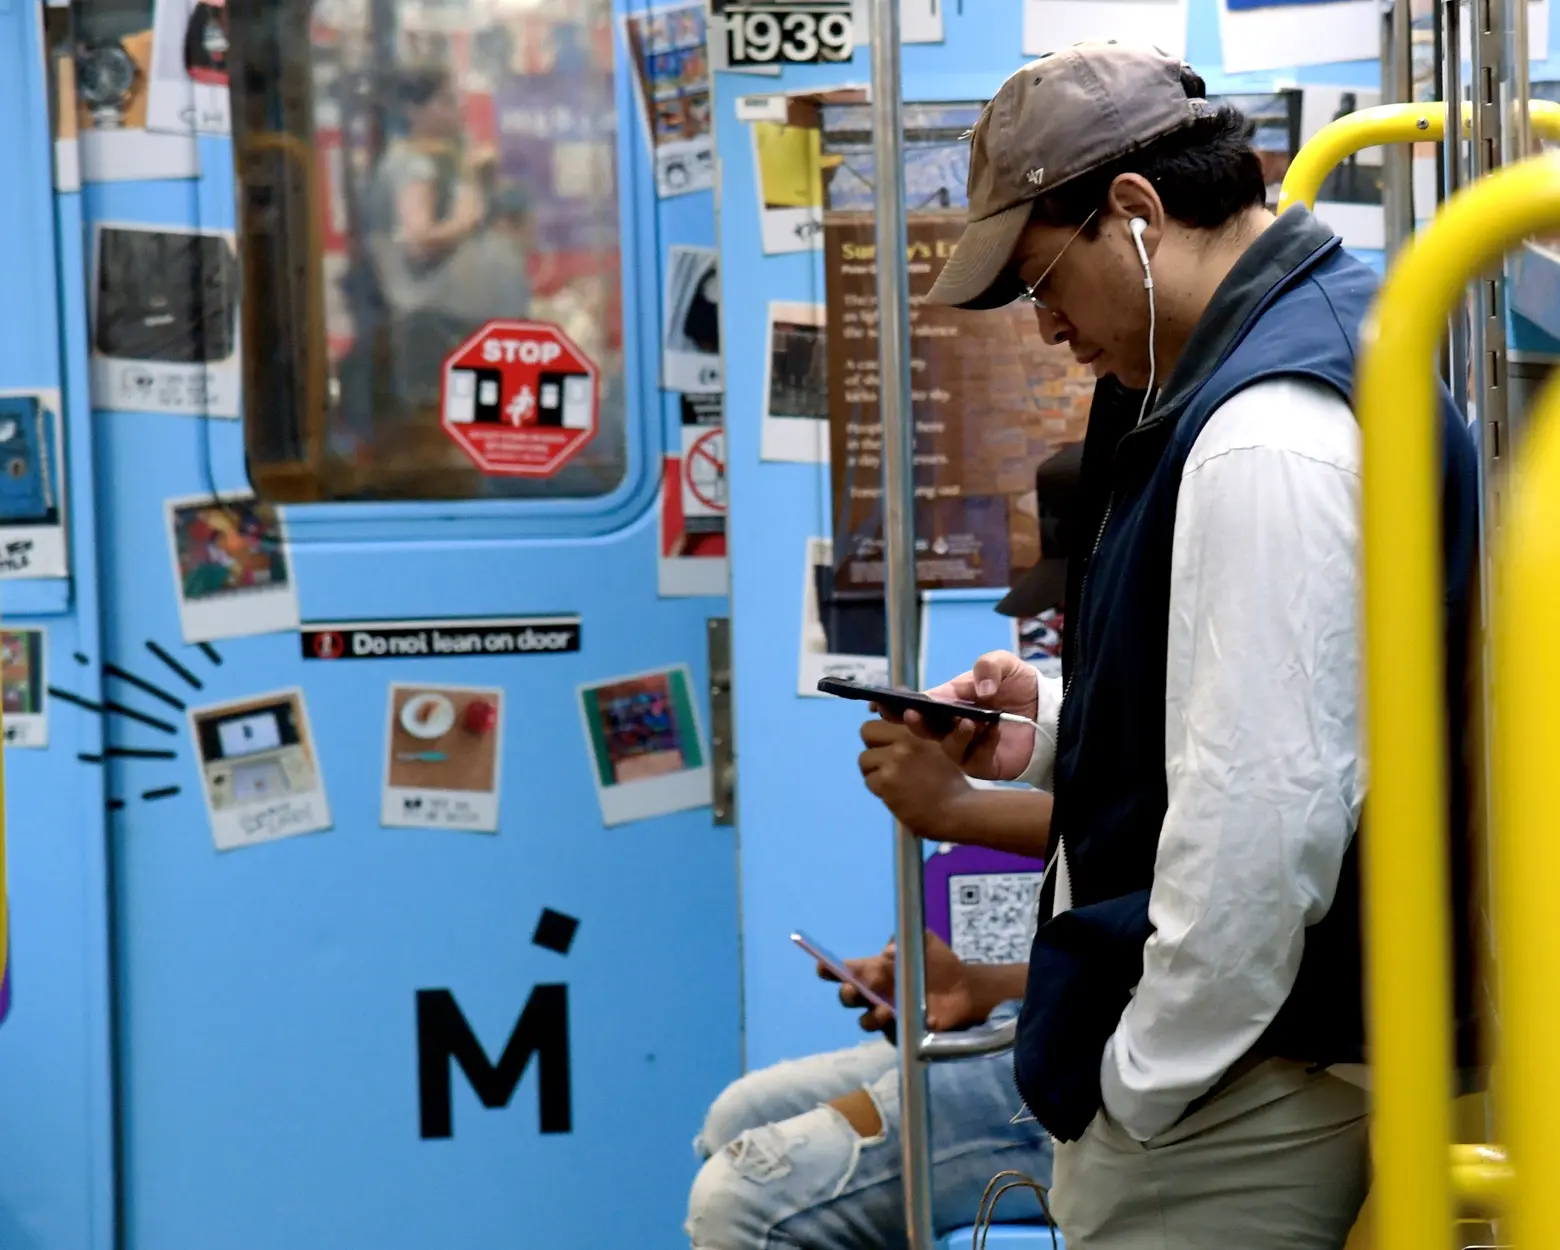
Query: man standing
[[909, 42, 1481, 1248]]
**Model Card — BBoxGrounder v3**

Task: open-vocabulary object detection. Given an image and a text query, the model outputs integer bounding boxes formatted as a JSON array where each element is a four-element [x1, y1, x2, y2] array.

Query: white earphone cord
[[1130, 217, 1157, 425]]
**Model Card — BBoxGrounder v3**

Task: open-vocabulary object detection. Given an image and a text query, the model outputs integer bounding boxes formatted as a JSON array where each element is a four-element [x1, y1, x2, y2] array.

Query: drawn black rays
[[51, 637, 224, 810]]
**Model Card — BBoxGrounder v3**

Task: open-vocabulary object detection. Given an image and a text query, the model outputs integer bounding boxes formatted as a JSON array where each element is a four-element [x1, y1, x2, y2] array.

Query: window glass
[[228, 0, 627, 502]]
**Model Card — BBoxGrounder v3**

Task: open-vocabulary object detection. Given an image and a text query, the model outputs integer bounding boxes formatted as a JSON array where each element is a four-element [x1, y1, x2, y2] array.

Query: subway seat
[[940, 1226, 1065, 1248]]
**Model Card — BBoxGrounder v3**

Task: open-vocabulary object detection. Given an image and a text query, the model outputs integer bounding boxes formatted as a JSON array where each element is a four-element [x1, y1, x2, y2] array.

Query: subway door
[[81, 0, 737, 1245]]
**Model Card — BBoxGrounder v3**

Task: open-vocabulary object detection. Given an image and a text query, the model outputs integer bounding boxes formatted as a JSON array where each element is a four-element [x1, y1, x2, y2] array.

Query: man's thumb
[[971, 651, 1013, 700]]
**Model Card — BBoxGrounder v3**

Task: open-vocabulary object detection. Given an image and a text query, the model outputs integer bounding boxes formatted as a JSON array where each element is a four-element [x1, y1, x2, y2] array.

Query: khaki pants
[[1051, 1059, 1370, 1249]]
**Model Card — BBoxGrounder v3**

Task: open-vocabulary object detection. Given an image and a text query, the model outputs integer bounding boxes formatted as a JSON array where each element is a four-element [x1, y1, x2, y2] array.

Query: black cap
[[996, 442, 1084, 619]]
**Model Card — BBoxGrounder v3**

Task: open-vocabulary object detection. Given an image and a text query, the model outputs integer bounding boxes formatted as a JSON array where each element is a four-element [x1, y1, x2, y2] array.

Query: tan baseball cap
[[927, 42, 1210, 310]]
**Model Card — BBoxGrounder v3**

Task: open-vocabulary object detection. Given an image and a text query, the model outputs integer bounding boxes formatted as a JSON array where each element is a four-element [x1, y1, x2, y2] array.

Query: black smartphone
[[815, 677, 1004, 726]]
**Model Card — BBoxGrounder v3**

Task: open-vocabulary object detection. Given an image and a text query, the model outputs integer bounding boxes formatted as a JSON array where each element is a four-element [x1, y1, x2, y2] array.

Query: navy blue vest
[[1013, 209, 1482, 1141]]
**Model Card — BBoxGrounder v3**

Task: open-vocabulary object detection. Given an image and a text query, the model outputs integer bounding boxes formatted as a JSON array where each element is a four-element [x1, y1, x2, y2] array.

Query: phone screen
[[792, 930, 896, 1015]]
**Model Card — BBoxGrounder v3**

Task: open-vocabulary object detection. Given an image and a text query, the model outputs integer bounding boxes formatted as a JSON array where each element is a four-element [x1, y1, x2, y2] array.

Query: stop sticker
[[440, 319, 599, 478]]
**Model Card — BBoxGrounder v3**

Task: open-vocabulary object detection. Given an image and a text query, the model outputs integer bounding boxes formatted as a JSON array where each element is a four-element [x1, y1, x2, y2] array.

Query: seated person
[[686, 722, 1053, 1250]]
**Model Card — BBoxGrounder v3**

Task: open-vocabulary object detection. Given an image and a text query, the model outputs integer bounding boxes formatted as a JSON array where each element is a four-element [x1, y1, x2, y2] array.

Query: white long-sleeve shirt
[[1018, 376, 1365, 1143]]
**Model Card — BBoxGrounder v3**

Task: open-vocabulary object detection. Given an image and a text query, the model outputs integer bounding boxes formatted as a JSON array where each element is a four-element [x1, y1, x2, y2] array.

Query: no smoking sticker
[[440, 320, 599, 478], [681, 425, 725, 519]]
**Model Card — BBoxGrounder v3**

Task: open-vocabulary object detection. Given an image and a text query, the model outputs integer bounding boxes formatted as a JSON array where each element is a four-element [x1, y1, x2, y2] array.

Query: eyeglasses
[[1020, 209, 1098, 310]]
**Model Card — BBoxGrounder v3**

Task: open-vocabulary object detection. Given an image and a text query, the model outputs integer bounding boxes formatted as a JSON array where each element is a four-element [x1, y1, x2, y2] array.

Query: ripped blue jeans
[[686, 1003, 1053, 1249]]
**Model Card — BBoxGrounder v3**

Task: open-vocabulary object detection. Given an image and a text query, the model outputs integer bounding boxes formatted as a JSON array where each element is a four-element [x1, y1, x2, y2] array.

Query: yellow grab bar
[[1354, 150, 1560, 1250], [1494, 336, 1560, 1250], [1279, 99, 1560, 212], [1450, 1143, 1512, 1213]]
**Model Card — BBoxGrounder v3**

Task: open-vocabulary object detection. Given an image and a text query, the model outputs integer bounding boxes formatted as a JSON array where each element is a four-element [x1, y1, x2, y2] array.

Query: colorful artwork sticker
[[578, 664, 710, 825], [0, 629, 48, 749], [166, 492, 300, 643], [621, 2, 714, 198]]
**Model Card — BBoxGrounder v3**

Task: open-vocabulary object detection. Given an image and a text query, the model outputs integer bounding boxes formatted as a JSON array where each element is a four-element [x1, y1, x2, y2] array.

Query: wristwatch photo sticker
[[77, 40, 139, 130]]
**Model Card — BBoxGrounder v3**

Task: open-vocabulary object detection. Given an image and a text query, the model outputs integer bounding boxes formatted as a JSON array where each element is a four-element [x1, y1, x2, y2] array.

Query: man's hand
[[902, 650, 1038, 781], [858, 719, 976, 840], [817, 932, 984, 1034]]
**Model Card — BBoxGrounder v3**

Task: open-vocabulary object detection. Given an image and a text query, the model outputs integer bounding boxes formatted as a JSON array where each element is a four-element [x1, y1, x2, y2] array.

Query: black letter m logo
[[416, 985, 572, 1140]]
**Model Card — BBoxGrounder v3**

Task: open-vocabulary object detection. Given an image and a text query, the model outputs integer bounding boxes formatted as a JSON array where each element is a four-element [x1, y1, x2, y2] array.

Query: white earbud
[[1129, 216, 1152, 288]]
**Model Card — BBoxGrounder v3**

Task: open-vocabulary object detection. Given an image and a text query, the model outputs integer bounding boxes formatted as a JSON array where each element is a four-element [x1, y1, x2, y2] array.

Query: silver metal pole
[[1507, 0, 1533, 166], [865, 2, 934, 1247], [1470, 0, 1509, 517], [1468, 0, 1522, 1176], [1381, 0, 1416, 257], [1442, 0, 1474, 410]]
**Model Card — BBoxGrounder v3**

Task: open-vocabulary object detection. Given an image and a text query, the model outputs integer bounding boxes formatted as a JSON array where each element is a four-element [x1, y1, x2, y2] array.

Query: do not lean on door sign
[[681, 425, 725, 519], [440, 320, 599, 477]]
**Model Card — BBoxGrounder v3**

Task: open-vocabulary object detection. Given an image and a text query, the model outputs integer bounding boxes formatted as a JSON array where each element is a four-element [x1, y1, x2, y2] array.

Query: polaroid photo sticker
[[91, 223, 241, 418], [578, 664, 711, 826], [1023, 0, 1187, 59], [166, 492, 300, 643], [382, 684, 504, 834], [1, 628, 48, 749], [144, 0, 231, 137], [661, 246, 722, 393], [849, 0, 944, 43], [761, 301, 829, 463], [621, 2, 714, 198], [751, 111, 825, 255], [0, 389, 70, 580], [74, 30, 202, 183], [190, 688, 332, 851]]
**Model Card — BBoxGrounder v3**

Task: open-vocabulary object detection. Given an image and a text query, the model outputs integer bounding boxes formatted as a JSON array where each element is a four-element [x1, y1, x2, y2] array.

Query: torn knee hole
[[829, 1088, 884, 1139]]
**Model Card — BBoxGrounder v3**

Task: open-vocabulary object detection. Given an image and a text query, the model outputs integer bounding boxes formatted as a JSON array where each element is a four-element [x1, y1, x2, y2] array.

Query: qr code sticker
[[948, 872, 1044, 965]]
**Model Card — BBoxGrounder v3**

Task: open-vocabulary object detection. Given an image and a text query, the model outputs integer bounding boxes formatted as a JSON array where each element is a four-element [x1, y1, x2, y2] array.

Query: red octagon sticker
[[439, 319, 599, 477]]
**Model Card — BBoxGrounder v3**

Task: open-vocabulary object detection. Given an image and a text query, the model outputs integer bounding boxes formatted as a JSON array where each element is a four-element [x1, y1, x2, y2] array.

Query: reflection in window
[[228, 0, 627, 502]]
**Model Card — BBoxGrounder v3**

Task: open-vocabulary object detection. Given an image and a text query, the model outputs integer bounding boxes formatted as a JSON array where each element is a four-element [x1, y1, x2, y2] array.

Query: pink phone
[[792, 930, 897, 1015]]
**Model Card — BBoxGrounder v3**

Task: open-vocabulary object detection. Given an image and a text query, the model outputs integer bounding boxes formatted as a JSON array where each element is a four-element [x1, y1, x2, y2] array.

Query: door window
[[227, 0, 626, 503]]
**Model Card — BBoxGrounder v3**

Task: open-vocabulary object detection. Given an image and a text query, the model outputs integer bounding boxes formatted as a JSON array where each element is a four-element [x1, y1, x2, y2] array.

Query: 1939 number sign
[[717, 0, 855, 65]]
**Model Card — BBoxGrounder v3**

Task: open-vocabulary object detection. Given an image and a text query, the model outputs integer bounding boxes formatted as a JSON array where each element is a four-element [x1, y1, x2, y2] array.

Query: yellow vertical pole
[[1354, 151, 1560, 1250], [1493, 367, 1560, 1250]]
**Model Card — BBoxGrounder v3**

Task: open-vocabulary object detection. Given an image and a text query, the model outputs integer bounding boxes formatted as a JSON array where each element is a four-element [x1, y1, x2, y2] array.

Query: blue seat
[[939, 1226, 1064, 1249]]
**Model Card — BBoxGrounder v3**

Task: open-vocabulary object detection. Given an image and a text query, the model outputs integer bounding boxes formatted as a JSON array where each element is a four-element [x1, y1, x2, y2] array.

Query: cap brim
[[995, 558, 1067, 618], [925, 199, 1032, 310]]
